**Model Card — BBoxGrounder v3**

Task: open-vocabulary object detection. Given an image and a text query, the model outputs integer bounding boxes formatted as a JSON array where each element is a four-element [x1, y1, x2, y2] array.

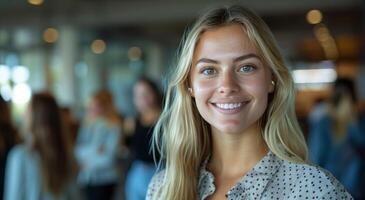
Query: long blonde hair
[[152, 5, 308, 199]]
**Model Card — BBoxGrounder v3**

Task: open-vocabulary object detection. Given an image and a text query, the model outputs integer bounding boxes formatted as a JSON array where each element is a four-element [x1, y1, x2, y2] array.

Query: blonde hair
[[152, 5, 308, 200]]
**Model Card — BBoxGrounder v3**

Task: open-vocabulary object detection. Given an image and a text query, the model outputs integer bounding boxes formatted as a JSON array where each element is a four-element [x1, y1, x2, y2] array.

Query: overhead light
[[292, 68, 337, 84], [12, 66, 30, 84], [306, 9, 322, 24], [28, 0, 44, 6], [43, 28, 59, 43], [12, 83, 32, 105], [91, 39, 106, 54]]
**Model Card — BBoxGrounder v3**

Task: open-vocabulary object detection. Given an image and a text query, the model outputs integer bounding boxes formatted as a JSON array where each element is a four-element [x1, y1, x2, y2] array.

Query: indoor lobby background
[[0, 0, 364, 199]]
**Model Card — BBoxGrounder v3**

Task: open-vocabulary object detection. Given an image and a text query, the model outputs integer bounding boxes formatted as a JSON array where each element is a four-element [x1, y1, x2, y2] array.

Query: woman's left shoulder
[[278, 160, 353, 199]]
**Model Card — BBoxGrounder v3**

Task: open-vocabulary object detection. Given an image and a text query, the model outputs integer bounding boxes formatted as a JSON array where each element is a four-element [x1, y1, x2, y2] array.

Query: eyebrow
[[195, 53, 261, 65]]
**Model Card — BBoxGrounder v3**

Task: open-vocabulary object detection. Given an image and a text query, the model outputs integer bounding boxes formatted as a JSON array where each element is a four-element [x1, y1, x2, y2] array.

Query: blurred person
[[3, 92, 81, 200], [75, 90, 122, 200], [123, 77, 161, 200], [146, 5, 352, 200], [0, 96, 19, 200], [308, 78, 365, 198]]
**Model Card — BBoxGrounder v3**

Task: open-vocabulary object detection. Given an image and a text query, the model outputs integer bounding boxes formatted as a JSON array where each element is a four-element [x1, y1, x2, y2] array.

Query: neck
[[208, 123, 268, 179]]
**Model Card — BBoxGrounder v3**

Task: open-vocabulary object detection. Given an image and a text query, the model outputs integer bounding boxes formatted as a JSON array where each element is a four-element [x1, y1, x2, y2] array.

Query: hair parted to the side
[[152, 5, 308, 199]]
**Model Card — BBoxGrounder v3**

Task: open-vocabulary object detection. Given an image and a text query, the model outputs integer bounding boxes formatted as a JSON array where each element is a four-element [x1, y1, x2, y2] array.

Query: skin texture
[[189, 24, 274, 199], [190, 24, 273, 135]]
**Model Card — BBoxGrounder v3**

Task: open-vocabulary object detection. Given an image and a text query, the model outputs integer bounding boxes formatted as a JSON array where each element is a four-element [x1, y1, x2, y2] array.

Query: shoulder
[[5, 145, 34, 177], [8, 144, 30, 161], [146, 169, 165, 200], [277, 160, 353, 199]]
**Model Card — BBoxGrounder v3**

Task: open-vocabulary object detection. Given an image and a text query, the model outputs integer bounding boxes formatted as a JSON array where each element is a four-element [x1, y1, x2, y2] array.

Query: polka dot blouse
[[146, 152, 353, 199]]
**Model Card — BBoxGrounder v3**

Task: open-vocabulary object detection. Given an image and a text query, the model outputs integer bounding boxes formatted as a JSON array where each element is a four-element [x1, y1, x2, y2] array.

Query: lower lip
[[211, 103, 247, 114]]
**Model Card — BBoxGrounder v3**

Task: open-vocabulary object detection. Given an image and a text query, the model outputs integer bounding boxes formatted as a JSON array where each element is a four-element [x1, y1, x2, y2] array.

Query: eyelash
[[238, 64, 256, 73], [200, 67, 217, 76], [199, 64, 257, 76]]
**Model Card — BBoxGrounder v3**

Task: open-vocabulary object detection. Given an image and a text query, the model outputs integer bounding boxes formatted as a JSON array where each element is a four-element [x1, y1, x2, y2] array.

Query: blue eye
[[202, 68, 216, 76], [239, 65, 255, 73]]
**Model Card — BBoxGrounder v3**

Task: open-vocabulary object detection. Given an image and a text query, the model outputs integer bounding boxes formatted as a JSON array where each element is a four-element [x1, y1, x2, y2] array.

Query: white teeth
[[216, 103, 242, 109]]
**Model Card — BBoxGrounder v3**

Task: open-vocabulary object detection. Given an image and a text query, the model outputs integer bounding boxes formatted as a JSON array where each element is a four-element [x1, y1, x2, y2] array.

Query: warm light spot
[[28, 0, 44, 6], [91, 39, 106, 54], [306, 9, 322, 24], [128, 46, 142, 60], [43, 28, 59, 43]]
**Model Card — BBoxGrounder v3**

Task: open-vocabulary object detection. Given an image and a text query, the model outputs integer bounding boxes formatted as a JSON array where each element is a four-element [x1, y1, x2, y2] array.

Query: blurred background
[[0, 0, 363, 119], [0, 0, 364, 199]]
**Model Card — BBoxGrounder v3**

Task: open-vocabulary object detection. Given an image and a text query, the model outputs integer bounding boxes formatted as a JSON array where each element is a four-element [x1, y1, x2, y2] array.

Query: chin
[[215, 126, 247, 135]]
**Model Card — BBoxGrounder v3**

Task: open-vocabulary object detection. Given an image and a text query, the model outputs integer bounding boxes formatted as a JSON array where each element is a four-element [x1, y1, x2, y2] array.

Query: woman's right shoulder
[[146, 169, 165, 200]]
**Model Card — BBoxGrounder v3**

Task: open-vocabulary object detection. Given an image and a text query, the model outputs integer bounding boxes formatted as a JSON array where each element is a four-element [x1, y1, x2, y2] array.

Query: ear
[[188, 87, 194, 97]]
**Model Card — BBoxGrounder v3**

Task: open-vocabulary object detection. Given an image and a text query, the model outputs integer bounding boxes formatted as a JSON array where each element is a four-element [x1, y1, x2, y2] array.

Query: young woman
[[4, 93, 80, 200], [75, 90, 122, 200], [124, 77, 162, 200], [146, 5, 352, 200]]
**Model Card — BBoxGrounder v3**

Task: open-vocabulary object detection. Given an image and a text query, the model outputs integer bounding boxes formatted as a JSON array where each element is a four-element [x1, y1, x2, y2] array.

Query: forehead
[[193, 24, 259, 61]]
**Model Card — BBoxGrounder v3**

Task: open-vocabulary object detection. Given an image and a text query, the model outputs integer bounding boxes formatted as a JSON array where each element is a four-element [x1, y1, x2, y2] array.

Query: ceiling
[[0, 0, 362, 28]]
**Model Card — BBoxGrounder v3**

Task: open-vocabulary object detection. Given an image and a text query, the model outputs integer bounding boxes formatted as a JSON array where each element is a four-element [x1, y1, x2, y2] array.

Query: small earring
[[271, 80, 275, 86], [188, 88, 193, 94]]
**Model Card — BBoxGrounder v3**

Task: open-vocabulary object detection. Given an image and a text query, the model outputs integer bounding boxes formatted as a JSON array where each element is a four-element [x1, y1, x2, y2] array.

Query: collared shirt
[[146, 152, 353, 199]]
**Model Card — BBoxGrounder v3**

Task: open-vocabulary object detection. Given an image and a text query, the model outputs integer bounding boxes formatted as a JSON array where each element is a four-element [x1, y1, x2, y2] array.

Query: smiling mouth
[[212, 101, 250, 110]]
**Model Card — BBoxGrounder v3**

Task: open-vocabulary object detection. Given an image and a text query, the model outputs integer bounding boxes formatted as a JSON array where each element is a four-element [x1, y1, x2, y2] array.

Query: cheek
[[192, 80, 215, 117], [192, 79, 215, 99]]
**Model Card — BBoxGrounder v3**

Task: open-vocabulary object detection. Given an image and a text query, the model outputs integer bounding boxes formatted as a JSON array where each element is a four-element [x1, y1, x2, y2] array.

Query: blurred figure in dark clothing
[[4, 93, 81, 200], [308, 78, 365, 199], [123, 77, 161, 200], [0, 96, 19, 200]]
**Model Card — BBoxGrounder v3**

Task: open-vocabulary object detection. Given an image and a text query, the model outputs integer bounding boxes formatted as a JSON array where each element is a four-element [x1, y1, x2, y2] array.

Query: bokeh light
[[91, 39, 106, 54], [128, 46, 142, 61], [43, 28, 59, 43], [306, 9, 322, 24], [28, 0, 44, 6], [0, 65, 10, 84], [12, 83, 32, 104], [12, 65, 30, 84]]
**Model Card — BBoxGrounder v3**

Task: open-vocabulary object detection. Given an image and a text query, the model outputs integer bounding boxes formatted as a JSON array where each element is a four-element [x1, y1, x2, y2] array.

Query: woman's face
[[134, 81, 157, 112], [88, 98, 102, 117], [190, 24, 274, 134]]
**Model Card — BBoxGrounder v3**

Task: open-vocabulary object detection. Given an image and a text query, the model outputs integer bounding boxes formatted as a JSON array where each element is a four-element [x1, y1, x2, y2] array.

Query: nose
[[218, 71, 240, 95]]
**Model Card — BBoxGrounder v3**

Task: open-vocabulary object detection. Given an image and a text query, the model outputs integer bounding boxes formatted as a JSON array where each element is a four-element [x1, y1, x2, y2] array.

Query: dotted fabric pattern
[[146, 152, 353, 199]]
